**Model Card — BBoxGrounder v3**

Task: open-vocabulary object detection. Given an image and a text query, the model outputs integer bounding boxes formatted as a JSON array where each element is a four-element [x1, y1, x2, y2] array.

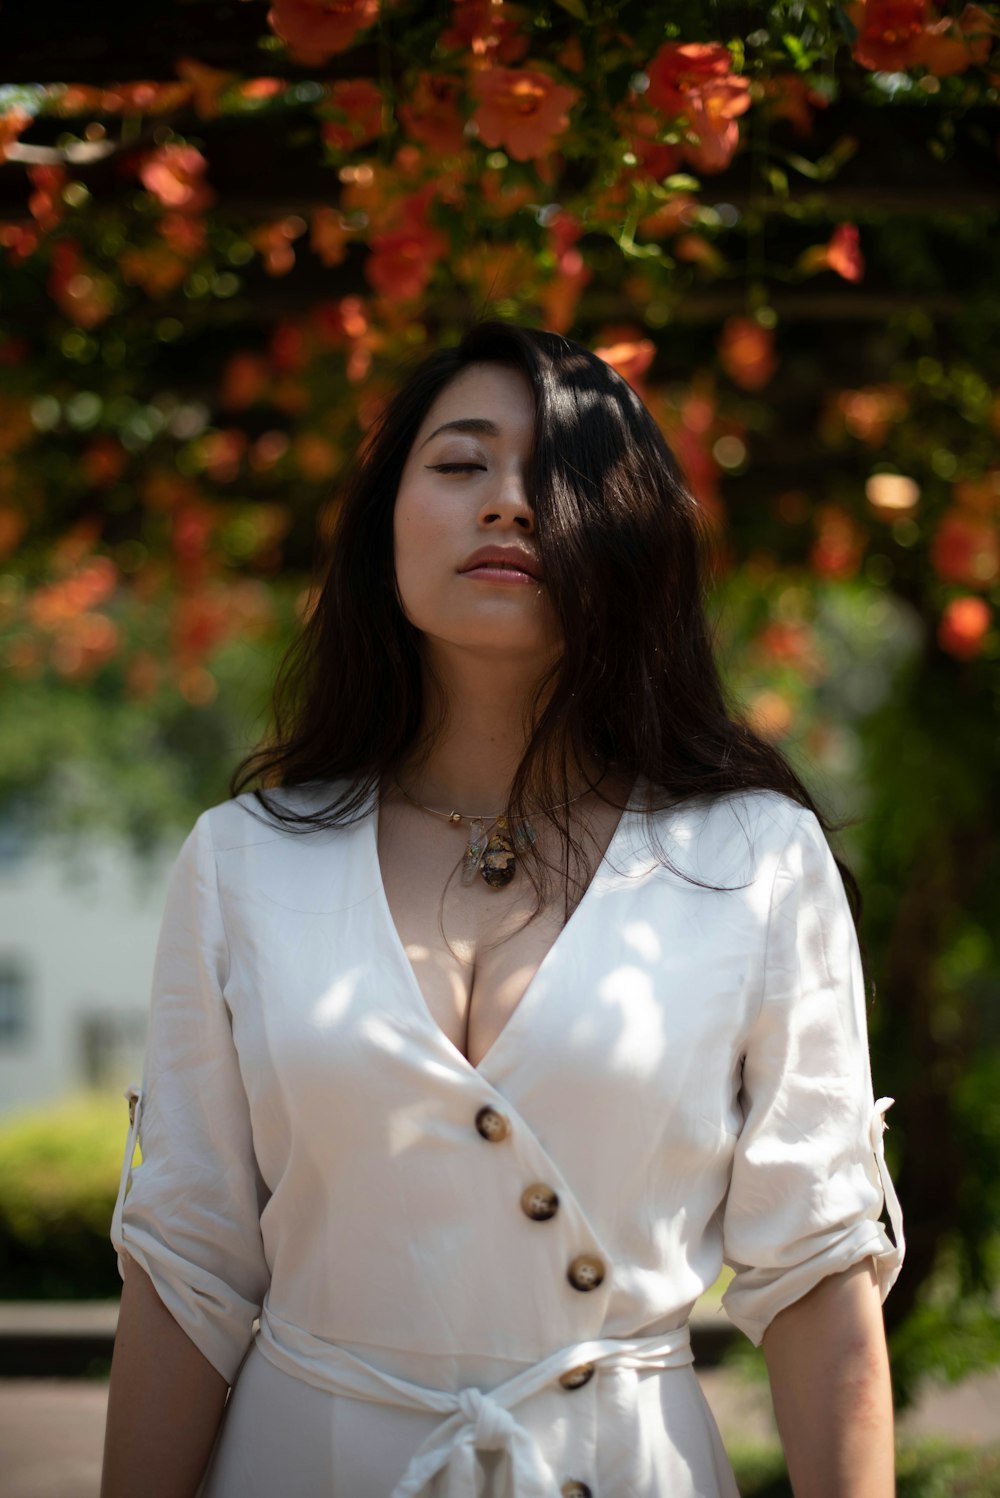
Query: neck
[[395, 648, 600, 813]]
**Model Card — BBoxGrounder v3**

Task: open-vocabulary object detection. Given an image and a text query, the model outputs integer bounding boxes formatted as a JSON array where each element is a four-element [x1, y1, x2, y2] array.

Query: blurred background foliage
[[1, 0, 999, 1412]]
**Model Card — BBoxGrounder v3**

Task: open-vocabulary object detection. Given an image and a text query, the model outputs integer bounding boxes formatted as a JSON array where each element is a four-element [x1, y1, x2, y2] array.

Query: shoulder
[[198, 777, 366, 853], [638, 784, 815, 891]]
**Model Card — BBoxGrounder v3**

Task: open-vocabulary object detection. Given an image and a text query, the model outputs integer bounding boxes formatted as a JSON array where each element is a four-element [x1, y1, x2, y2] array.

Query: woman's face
[[393, 362, 562, 664]]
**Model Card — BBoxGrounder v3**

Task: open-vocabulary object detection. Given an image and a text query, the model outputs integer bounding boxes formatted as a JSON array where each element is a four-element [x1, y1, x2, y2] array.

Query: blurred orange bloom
[[938, 595, 992, 659], [930, 509, 1000, 586], [365, 223, 449, 300], [811, 504, 867, 578], [593, 335, 656, 395], [174, 58, 239, 120], [27, 164, 67, 233], [718, 316, 777, 391], [848, 0, 997, 73], [644, 42, 751, 173], [441, 0, 529, 67], [798, 222, 865, 282], [140, 144, 215, 214], [321, 80, 383, 151], [267, 0, 379, 66], [472, 67, 579, 162], [399, 74, 467, 155], [0, 109, 31, 163], [311, 207, 352, 268]]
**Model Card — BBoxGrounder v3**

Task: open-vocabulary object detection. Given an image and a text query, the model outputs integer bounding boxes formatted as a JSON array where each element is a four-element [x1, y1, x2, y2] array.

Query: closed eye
[[425, 463, 487, 473]]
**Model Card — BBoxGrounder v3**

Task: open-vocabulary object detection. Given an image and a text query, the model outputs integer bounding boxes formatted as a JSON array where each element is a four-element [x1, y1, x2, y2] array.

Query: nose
[[477, 468, 534, 531]]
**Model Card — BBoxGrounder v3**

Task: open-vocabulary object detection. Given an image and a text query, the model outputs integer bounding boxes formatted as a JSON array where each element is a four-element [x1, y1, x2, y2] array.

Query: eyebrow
[[418, 417, 501, 451]]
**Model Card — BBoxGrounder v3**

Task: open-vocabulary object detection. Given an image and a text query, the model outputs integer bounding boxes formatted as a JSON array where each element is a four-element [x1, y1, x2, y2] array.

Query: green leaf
[[554, 0, 588, 19]]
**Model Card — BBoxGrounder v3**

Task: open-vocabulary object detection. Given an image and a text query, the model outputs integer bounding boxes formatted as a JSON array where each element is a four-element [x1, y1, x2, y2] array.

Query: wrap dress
[[110, 774, 905, 1497]]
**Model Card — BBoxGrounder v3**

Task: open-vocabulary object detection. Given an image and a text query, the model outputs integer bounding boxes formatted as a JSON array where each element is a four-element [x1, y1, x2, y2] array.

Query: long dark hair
[[230, 319, 865, 958]]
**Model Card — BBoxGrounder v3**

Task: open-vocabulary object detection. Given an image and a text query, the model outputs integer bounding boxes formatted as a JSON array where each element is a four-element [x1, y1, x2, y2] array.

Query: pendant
[[461, 818, 488, 885], [480, 816, 516, 889]]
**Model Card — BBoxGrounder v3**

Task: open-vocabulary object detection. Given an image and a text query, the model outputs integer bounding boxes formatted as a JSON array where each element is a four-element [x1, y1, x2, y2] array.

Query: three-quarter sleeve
[[110, 808, 270, 1384], [721, 807, 905, 1347]]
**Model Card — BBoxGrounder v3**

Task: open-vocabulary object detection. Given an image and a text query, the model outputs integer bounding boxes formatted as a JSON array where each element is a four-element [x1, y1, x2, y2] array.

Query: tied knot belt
[[255, 1302, 695, 1498]]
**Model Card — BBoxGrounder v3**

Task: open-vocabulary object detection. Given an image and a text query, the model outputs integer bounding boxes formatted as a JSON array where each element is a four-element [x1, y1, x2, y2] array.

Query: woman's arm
[[101, 1257, 229, 1498], [761, 1255, 895, 1498]]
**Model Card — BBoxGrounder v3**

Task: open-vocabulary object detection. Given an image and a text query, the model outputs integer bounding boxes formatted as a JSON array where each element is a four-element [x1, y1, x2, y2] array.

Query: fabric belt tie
[[256, 1302, 694, 1498]]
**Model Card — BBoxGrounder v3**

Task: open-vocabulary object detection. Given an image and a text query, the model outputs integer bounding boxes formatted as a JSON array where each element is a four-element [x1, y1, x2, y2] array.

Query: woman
[[102, 320, 905, 1498]]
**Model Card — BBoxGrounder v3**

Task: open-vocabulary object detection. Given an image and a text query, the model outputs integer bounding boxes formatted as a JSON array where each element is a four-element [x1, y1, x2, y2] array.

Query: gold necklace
[[391, 773, 594, 890]]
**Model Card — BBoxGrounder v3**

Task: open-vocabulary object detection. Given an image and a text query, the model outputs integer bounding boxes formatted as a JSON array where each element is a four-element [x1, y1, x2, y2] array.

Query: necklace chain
[[391, 772, 591, 825], [390, 771, 600, 892]]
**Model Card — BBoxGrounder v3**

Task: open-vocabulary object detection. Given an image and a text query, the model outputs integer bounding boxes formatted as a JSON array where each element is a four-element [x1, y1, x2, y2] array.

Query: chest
[[376, 809, 612, 1071]]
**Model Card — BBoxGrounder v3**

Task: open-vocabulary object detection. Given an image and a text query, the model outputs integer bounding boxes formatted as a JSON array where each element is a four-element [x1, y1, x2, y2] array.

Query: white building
[[0, 823, 179, 1118]]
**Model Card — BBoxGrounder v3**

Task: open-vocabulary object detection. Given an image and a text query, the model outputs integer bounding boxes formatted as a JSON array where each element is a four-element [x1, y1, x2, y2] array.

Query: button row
[[474, 1107, 607, 1284], [473, 1107, 596, 1494]]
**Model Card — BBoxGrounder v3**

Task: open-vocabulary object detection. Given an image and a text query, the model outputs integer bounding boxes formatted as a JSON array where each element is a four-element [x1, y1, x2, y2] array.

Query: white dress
[[110, 775, 905, 1497]]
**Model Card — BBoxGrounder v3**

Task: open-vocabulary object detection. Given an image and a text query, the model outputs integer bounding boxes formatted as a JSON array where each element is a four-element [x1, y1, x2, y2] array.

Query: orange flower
[[847, 0, 929, 69], [140, 144, 215, 214], [938, 595, 992, 659], [47, 241, 115, 328], [471, 67, 579, 162], [760, 74, 830, 136], [174, 57, 239, 120], [644, 42, 751, 174], [119, 243, 190, 298], [797, 222, 865, 282], [27, 164, 67, 232], [455, 241, 535, 301], [221, 352, 270, 410], [399, 74, 467, 155], [267, 0, 379, 66], [239, 78, 286, 102], [930, 509, 999, 586], [746, 688, 795, 740], [0, 222, 40, 265], [311, 207, 351, 267], [848, 0, 997, 72], [441, 0, 529, 67], [810, 504, 867, 578], [619, 102, 683, 183], [953, 469, 1000, 515], [637, 194, 700, 240], [81, 438, 128, 489], [0, 109, 31, 164], [593, 334, 655, 395], [249, 216, 308, 277], [828, 383, 908, 444], [365, 223, 449, 300], [321, 79, 383, 151], [911, 3, 999, 74], [718, 316, 777, 391]]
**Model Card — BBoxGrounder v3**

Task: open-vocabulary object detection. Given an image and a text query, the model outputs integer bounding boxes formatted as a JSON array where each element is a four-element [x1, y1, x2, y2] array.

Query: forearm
[[761, 1256, 895, 1498], [101, 1255, 230, 1498]]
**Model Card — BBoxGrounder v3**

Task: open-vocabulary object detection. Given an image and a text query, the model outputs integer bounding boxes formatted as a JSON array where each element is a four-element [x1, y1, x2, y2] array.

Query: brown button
[[520, 1182, 559, 1222], [475, 1105, 510, 1143], [558, 1362, 595, 1390], [561, 1483, 593, 1498], [567, 1253, 605, 1292]]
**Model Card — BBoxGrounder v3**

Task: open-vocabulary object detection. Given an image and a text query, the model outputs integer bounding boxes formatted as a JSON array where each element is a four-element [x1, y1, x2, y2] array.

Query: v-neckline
[[367, 775, 641, 1077]]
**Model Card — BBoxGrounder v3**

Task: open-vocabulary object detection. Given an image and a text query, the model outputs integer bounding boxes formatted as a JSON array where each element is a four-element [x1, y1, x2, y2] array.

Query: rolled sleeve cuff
[[722, 1098, 906, 1348], [110, 1086, 259, 1386]]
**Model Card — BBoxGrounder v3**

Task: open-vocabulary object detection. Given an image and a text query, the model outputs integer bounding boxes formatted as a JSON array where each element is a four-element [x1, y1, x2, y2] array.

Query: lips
[[458, 546, 543, 581]]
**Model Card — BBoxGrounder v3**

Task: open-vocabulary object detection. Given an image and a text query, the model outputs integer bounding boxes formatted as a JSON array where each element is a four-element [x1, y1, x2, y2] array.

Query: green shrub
[[0, 1090, 134, 1299]]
